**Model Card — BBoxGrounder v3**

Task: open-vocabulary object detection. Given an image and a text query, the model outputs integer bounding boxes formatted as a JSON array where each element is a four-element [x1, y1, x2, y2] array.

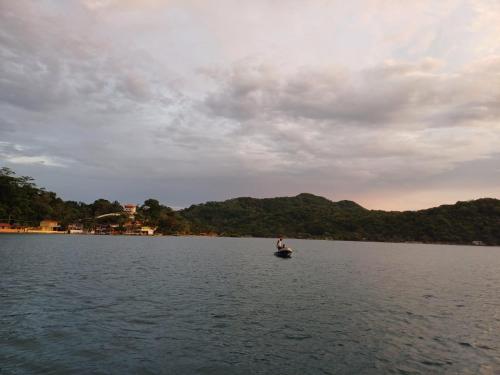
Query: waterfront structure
[[140, 226, 156, 235], [0, 223, 28, 233], [123, 204, 137, 215], [68, 224, 84, 234], [94, 224, 118, 235], [39, 220, 59, 231]]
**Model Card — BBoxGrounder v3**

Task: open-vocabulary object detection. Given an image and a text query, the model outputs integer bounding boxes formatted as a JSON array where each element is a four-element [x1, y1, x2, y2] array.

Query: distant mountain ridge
[[180, 193, 500, 245]]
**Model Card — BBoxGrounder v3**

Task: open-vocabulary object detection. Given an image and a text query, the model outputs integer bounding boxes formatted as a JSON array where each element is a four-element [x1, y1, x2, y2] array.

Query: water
[[1, 235, 500, 374]]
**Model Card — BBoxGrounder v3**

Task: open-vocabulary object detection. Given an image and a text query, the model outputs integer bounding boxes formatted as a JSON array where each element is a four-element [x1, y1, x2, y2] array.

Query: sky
[[1, 0, 499, 210]]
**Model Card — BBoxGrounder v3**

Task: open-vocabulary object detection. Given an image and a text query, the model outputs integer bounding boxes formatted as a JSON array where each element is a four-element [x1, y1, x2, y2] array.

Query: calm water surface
[[1, 235, 500, 374]]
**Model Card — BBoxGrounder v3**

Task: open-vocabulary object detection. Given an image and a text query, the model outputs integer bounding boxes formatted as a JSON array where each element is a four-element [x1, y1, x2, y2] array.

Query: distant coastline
[[1, 167, 499, 246]]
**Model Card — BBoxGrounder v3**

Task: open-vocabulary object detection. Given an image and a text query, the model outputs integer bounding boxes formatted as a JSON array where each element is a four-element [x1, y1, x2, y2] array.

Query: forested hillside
[[0, 167, 189, 233], [1, 167, 499, 244], [180, 193, 500, 245]]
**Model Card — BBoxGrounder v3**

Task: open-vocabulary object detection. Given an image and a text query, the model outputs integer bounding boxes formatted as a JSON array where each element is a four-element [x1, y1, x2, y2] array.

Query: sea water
[[1, 235, 499, 374]]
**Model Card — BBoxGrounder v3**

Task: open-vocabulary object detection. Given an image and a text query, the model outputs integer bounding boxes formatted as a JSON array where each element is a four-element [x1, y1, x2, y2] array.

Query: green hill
[[2, 167, 499, 245], [180, 194, 500, 245]]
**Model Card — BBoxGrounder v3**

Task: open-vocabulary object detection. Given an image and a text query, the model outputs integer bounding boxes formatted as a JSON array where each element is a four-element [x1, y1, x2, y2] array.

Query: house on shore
[[39, 220, 60, 232], [68, 224, 84, 234], [140, 226, 156, 235], [0, 223, 11, 230]]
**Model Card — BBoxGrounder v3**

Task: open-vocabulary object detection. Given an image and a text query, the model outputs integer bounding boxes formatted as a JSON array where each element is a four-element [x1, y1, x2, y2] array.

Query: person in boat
[[276, 236, 286, 250]]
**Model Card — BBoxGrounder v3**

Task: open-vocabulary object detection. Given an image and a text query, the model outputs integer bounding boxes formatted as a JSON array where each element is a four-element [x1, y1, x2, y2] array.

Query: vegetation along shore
[[1, 167, 499, 245]]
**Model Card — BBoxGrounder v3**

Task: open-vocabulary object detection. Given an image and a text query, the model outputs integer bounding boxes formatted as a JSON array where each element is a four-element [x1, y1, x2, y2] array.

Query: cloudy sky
[[1, 0, 499, 210]]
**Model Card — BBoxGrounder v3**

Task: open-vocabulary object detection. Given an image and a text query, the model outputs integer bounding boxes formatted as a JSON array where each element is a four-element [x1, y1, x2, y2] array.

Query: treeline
[[1, 167, 499, 244], [0, 167, 189, 234], [180, 193, 500, 245]]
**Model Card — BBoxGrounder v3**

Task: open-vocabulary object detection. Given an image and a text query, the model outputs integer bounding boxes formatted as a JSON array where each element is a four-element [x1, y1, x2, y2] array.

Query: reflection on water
[[1, 235, 500, 374]]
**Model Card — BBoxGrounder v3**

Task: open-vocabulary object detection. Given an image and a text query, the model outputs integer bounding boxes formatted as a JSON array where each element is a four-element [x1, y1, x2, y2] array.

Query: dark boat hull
[[274, 249, 292, 258]]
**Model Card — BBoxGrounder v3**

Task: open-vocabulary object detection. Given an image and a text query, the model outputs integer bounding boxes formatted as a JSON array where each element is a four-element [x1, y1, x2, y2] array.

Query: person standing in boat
[[276, 236, 285, 250]]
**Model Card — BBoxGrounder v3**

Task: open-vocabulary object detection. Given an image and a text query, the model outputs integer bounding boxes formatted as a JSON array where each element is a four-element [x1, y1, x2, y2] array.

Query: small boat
[[274, 247, 293, 258]]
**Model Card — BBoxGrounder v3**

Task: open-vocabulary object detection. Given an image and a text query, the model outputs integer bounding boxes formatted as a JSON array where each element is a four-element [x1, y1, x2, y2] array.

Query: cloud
[[0, 142, 70, 168], [204, 57, 500, 128], [199, 57, 500, 192], [82, 0, 168, 11], [0, 0, 177, 113], [1, 0, 499, 210]]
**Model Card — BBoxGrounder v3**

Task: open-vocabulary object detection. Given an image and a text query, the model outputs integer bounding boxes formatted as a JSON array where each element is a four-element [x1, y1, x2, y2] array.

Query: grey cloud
[[0, 141, 71, 168], [203, 64, 280, 120], [1, 0, 499, 210], [205, 58, 500, 127], [198, 59, 500, 194], [0, 1, 177, 113]]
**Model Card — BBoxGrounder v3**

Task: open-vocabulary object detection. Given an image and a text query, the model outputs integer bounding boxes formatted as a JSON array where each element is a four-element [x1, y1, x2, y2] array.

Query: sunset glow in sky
[[1, 0, 499, 210]]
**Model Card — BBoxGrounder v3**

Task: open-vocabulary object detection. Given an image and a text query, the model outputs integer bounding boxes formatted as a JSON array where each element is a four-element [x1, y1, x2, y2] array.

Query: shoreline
[[0, 231, 496, 247]]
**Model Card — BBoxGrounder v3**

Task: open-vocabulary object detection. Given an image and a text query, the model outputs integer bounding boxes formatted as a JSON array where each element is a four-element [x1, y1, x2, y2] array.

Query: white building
[[141, 226, 156, 235], [123, 204, 137, 215]]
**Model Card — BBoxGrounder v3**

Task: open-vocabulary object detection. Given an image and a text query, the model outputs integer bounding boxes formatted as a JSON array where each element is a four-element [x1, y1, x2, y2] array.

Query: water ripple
[[1, 235, 500, 374]]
